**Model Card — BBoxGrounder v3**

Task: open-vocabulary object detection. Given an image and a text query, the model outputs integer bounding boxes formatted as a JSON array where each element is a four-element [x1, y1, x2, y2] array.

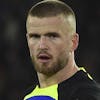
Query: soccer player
[[23, 0, 100, 100]]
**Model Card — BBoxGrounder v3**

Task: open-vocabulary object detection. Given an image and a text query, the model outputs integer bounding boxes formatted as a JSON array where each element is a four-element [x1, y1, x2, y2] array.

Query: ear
[[71, 33, 79, 51]]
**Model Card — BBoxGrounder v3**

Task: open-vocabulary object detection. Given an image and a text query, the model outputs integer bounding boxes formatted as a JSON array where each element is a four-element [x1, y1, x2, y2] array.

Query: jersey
[[23, 69, 100, 100]]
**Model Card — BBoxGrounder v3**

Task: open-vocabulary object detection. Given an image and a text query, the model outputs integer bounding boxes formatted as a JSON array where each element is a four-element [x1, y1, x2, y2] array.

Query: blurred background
[[0, 0, 100, 99]]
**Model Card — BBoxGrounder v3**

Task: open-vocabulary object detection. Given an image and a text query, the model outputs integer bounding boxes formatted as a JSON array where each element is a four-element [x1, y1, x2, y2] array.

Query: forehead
[[27, 15, 66, 26], [26, 15, 71, 34]]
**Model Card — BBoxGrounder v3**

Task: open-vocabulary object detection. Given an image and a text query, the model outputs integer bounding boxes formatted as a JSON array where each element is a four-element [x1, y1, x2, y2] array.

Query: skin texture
[[26, 15, 79, 88]]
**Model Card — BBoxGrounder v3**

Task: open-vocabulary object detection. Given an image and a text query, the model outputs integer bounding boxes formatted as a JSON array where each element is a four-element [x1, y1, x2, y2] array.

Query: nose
[[39, 36, 48, 49]]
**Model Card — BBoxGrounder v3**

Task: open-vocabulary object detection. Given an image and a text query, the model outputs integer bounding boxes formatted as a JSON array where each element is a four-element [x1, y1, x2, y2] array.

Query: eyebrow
[[28, 33, 40, 37], [44, 32, 60, 37], [28, 32, 60, 37]]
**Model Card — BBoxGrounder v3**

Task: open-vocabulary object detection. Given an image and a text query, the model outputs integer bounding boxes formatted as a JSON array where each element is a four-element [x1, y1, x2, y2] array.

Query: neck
[[37, 53, 79, 88]]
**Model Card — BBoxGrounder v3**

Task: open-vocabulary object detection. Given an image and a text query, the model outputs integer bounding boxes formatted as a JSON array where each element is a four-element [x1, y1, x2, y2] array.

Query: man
[[23, 0, 100, 100]]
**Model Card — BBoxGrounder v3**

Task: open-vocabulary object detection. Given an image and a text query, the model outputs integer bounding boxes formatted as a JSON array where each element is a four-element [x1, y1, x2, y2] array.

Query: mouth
[[37, 53, 52, 63]]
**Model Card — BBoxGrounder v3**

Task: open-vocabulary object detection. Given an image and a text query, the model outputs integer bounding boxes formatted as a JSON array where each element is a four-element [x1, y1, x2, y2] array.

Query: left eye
[[49, 35, 57, 38], [47, 33, 60, 39]]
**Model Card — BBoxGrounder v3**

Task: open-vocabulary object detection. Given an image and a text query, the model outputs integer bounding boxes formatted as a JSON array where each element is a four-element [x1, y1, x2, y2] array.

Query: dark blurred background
[[0, 0, 100, 99]]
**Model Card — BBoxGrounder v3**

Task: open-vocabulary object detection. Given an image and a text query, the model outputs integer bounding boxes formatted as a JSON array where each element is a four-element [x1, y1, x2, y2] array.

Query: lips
[[37, 53, 52, 63]]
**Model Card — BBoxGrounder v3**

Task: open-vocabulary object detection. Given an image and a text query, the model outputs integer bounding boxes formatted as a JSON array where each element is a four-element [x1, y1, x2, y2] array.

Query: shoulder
[[58, 70, 100, 100], [71, 79, 100, 100], [71, 84, 100, 100]]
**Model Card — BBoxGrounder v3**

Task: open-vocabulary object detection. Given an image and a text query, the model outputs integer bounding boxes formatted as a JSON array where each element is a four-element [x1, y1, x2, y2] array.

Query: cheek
[[52, 44, 66, 57], [53, 42, 71, 57]]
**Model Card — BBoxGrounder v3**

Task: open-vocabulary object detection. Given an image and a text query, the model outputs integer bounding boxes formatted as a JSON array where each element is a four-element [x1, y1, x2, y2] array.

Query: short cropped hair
[[27, 0, 76, 33], [28, 0, 75, 17]]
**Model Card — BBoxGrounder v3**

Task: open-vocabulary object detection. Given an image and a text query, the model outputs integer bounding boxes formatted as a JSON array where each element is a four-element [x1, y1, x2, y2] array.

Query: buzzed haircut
[[28, 0, 75, 18], [27, 0, 76, 33]]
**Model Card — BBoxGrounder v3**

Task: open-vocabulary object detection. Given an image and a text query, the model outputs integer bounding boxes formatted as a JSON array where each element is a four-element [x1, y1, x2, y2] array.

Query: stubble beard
[[31, 54, 69, 76]]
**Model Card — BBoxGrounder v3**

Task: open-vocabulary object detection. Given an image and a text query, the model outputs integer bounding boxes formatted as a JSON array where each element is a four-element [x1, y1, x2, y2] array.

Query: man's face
[[26, 15, 75, 76]]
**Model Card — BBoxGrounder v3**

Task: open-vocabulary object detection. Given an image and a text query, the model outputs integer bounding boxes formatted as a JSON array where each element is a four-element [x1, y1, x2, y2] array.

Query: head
[[26, 0, 79, 76]]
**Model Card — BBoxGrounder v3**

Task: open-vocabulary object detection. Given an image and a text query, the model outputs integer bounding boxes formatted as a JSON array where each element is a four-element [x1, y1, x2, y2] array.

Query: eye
[[46, 32, 60, 39], [50, 34, 58, 38]]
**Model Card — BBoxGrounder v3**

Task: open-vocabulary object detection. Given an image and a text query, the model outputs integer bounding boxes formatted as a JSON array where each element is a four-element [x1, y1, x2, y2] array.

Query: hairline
[[26, 0, 76, 34]]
